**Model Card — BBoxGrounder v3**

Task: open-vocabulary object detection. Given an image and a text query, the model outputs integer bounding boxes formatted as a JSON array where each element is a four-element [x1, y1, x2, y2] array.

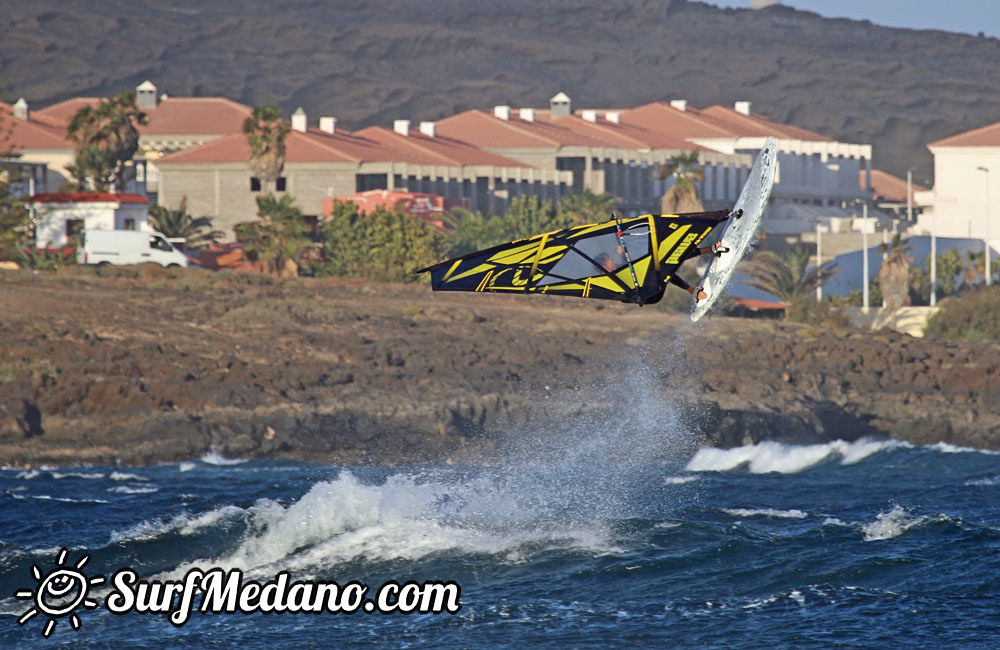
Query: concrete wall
[[918, 145, 1000, 243], [33, 202, 149, 247]]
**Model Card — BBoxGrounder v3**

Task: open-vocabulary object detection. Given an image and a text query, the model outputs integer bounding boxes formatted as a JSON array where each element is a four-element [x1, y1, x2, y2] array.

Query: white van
[[77, 229, 190, 267]]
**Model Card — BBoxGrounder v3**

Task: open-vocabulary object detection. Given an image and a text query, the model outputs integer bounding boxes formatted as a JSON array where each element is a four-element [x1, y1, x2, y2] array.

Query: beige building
[[436, 93, 752, 218], [155, 110, 572, 237], [2, 98, 73, 191], [35, 81, 252, 194]]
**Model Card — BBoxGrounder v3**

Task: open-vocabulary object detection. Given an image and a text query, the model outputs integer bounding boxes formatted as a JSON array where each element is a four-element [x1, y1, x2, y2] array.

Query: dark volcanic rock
[[1, 267, 998, 466], [4, 0, 1000, 179]]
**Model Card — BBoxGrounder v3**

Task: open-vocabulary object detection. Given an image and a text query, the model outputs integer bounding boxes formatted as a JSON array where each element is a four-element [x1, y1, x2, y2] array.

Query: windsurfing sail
[[691, 136, 778, 321], [417, 210, 731, 305]]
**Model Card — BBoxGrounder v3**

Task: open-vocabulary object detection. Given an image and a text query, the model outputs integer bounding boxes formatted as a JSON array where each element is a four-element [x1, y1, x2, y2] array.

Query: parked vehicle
[[77, 229, 190, 267]]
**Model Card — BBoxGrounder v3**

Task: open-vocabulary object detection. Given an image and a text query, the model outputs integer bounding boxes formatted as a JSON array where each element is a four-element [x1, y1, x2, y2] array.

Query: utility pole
[[978, 166, 991, 285], [906, 167, 913, 222], [816, 222, 823, 302], [862, 203, 869, 312]]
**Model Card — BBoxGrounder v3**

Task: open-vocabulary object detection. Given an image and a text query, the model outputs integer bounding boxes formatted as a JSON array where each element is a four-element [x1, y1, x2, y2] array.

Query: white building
[[27, 193, 151, 248], [915, 121, 1000, 245]]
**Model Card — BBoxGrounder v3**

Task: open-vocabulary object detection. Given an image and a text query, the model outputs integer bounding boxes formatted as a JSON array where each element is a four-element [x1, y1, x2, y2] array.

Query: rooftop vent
[[550, 91, 571, 119], [606, 111, 621, 124], [291, 107, 308, 132], [136, 80, 158, 110], [13, 97, 28, 121], [419, 121, 436, 137], [319, 116, 337, 134], [734, 101, 752, 116], [394, 119, 410, 136], [581, 110, 598, 123], [520, 107, 535, 122], [493, 105, 511, 120], [670, 99, 687, 112]]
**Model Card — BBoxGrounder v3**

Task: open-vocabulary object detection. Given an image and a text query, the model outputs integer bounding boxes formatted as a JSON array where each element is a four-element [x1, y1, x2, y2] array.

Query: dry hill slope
[[3, 0, 1000, 179]]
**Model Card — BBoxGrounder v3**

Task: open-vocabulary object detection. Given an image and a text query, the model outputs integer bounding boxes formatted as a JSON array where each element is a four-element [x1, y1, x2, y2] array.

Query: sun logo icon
[[15, 548, 105, 638]]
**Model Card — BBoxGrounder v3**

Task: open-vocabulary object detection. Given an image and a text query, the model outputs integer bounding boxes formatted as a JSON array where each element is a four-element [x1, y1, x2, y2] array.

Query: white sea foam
[[200, 450, 247, 465], [178, 462, 196, 472], [107, 485, 159, 495], [16, 494, 110, 504], [686, 438, 905, 474], [664, 475, 697, 485], [110, 505, 246, 543], [862, 506, 927, 541], [723, 508, 807, 519], [966, 476, 1000, 486], [15, 469, 41, 479], [110, 471, 149, 481], [51, 471, 106, 480], [928, 442, 1000, 455]]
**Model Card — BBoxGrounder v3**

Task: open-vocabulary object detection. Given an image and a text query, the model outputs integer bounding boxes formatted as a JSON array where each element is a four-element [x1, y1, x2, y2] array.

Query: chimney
[[581, 109, 598, 123], [493, 105, 511, 120], [419, 121, 436, 137], [550, 91, 571, 119], [606, 111, 621, 124], [291, 107, 307, 132], [520, 107, 535, 122], [394, 119, 410, 136], [319, 116, 337, 134], [13, 97, 29, 121], [670, 99, 687, 112], [735, 101, 752, 116], [136, 80, 158, 109]]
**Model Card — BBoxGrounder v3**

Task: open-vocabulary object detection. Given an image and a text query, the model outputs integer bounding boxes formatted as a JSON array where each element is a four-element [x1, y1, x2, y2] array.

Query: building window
[[124, 218, 135, 231], [250, 177, 261, 191], [355, 174, 388, 192], [276, 177, 287, 192], [65, 219, 84, 239]]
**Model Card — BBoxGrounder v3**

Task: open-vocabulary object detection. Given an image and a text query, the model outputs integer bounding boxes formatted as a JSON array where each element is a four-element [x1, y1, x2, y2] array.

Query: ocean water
[[2, 433, 999, 648]]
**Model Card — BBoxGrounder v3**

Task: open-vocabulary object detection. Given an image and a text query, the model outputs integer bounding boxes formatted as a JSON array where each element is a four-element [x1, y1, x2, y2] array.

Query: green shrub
[[925, 285, 1000, 341]]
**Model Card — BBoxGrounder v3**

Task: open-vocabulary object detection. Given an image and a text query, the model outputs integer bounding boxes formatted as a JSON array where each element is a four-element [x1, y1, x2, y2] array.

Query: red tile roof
[[435, 109, 614, 148], [863, 169, 928, 204], [0, 102, 73, 151], [157, 128, 447, 166], [699, 105, 833, 142], [621, 102, 736, 141], [36, 97, 253, 136], [928, 120, 1000, 147], [732, 297, 786, 311], [354, 126, 532, 167], [532, 110, 703, 151], [27, 192, 149, 204], [158, 131, 352, 164]]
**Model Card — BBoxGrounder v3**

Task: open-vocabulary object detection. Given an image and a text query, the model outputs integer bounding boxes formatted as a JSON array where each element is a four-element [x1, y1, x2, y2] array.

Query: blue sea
[[3, 430, 1000, 648]]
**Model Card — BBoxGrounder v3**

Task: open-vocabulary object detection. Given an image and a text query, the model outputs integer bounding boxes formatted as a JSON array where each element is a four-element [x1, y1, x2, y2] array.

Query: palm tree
[[147, 197, 223, 249], [658, 151, 705, 214], [742, 244, 838, 315], [557, 189, 619, 224], [242, 105, 290, 195], [66, 90, 149, 191], [234, 194, 310, 277], [878, 233, 913, 316]]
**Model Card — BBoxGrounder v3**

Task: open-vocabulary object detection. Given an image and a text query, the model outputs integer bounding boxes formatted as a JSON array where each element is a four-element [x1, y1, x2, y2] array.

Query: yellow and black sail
[[418, 210, 729, 305]]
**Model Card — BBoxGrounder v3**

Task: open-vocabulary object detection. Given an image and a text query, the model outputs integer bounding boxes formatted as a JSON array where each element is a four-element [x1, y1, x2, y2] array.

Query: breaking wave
[[686, 438, 906, 474]]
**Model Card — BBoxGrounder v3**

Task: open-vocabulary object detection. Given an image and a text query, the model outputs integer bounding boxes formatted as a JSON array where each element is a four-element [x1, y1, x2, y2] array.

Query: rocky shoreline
[[1, 266, 998, 467]]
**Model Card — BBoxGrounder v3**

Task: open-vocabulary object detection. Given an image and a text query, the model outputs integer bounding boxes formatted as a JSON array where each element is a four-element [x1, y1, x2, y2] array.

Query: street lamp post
[[906, 167, 914, 222], [977, 166, 991, 285], [816, 222, 824, 303], [861, 202, 869, 313]]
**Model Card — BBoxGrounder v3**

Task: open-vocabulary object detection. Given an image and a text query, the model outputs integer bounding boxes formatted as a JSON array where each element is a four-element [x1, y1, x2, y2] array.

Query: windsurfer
[[668, 241, 730, 301]]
